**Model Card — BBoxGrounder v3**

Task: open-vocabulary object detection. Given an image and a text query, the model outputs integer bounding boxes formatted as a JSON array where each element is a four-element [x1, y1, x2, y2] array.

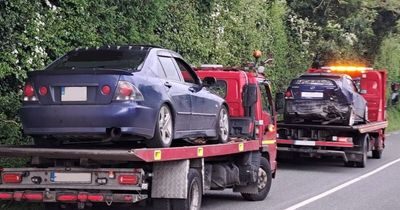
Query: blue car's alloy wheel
[[217, 106, 230, 143], [147, 105, 173, 148]]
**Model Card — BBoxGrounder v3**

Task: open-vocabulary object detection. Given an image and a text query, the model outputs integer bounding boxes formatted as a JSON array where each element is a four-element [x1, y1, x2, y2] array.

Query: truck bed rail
[[0, 140, 261, 162], [277, 121, 388, 133]]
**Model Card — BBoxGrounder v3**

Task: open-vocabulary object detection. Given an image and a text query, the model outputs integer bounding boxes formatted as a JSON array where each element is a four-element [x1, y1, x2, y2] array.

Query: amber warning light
[[321, 66, 373, 72]]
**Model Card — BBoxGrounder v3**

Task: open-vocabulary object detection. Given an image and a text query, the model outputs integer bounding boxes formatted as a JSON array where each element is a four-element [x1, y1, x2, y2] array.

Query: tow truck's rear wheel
[[170, 169, 202, 210], [372, 136, 383, 159], [346, 134, 369, 168], [372, 149, 383, 159], [147, 105, 173, 148], [241, 157, 272, 201], [356, 134, 369, 168]]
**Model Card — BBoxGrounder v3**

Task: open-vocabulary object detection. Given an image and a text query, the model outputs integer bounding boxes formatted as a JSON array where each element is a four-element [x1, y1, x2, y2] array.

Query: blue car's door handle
[[164, 82, 172, 88]]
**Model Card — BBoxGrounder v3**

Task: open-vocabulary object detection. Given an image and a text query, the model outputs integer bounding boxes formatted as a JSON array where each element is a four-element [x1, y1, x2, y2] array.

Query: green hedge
[[0, 0, 311, 146]]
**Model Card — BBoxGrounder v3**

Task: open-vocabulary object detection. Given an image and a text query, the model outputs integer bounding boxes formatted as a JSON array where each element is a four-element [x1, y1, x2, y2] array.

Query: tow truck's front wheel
[[241, 157, 272, 201]]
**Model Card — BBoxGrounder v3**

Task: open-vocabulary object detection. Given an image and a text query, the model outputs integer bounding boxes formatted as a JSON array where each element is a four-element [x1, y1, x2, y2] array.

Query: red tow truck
[[277, 66, 388, 167], [0, 64, 277, 209]]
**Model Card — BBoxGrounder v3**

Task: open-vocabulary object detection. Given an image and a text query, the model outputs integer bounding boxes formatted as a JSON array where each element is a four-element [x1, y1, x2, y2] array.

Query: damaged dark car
[[283, 73, 367, 126]]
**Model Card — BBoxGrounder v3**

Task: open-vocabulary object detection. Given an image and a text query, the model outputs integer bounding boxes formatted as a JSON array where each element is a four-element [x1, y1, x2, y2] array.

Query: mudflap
[[344, 150, 364, 162], [233, 151, 261, 194], [151, 160, 189, 199]]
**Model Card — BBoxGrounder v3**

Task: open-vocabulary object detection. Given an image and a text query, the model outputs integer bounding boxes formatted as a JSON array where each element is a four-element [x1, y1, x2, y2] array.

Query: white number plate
[[50, 172, 92, 183], [301, 92, 323, 98], [61, 87, 87, 101]]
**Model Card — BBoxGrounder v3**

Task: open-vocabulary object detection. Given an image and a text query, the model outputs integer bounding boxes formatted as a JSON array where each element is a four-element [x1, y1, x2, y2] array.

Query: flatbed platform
[[277, 121, 388, 133], [0, 140, 262, 162]]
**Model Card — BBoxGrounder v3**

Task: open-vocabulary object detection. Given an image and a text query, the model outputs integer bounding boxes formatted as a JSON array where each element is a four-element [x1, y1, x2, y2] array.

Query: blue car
[[284, 73, 367, 125], [21, 45, 230, 147]]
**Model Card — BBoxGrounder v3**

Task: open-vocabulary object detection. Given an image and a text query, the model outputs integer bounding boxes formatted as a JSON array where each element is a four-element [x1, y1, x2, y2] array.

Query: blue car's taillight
[[23, 83, 38, 101], [285, 89, 294, 99], [114, 81, 144, 101]]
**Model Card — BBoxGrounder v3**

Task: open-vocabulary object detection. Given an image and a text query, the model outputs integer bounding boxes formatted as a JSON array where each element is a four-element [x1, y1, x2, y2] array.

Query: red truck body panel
[[195, 67, 278, 172]]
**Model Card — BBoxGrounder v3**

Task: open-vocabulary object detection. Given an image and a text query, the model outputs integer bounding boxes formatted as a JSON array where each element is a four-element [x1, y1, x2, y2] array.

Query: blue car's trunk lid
[[27, 69, 132, 105], [290, 78, 339, 101]]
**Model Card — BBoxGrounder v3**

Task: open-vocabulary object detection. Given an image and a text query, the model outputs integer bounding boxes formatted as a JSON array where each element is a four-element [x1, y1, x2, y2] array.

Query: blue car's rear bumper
[[20, 103, 156, 138]]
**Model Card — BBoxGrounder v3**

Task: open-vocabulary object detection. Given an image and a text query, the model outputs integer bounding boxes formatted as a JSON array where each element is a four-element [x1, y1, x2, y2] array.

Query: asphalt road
[[202, 131, 400, 210]]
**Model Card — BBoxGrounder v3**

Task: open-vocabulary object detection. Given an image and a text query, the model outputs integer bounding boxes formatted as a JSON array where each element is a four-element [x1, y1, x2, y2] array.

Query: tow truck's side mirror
[[275, 93, 285, 114], [243, 84, 258, 107], [202, 77, 217, 87]]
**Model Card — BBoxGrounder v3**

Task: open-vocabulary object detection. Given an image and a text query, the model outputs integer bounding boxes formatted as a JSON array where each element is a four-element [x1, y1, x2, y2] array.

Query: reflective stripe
[[294, 140, 316, 146], [262, 140, 276, 145], [154, 150, 162, 160], [197, 148, 204, 157], [238, 143, 244, 151]]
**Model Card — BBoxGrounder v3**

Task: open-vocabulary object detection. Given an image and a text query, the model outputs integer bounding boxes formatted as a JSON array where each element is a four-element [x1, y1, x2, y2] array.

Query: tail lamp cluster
[[23, 83, 48, 101], [114, 81, 144, 101], [101, 81, 144, 101], [0, 173, 140, 202], [285, 89, 294, 99], [23, 81, 144, 102], [2, 173, 22, 184], [0, 192, 135, 203], [0, 192, 43, 201]]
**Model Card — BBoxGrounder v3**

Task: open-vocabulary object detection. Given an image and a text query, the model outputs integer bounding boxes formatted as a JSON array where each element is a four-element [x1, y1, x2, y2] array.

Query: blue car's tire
[[216, 106, 230, 143], [147, 105, 173, 148]]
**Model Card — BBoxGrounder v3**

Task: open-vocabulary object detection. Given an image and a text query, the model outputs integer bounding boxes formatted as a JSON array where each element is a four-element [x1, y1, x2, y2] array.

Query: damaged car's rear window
[[293, 79, 335, 86]]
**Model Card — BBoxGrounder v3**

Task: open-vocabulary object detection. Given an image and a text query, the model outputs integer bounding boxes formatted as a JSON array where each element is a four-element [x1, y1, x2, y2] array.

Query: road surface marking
[[284, 157, 400, 210]]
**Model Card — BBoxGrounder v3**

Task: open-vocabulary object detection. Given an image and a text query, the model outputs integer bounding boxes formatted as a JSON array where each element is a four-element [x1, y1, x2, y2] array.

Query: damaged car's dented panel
[[284, 73, 367, 125]]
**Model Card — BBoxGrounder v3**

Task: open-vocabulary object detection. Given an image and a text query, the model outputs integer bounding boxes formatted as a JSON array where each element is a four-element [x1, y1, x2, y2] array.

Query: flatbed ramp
[[0, 140, 261, 162]]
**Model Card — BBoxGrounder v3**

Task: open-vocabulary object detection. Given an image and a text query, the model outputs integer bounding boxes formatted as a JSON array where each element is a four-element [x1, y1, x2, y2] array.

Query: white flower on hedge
[[27, 58, 33, 65], [12, 49, 18, 55], [44, 0, 58, 11], [342, 32, 358, 46], [217, 26, 224, 34], [33, 46, 47, 57]]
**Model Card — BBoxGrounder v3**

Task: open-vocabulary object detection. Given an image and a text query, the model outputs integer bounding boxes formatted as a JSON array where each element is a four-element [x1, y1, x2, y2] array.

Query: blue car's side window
[[158, 56, 182, 82]]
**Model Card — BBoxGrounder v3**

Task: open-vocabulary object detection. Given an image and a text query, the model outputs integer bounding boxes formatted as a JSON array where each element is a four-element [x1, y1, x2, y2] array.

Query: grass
[[387, 106, 400, 132]]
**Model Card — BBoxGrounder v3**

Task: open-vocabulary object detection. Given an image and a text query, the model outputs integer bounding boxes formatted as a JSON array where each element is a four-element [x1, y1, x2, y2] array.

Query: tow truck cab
[[195, 66, 277, 172]]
